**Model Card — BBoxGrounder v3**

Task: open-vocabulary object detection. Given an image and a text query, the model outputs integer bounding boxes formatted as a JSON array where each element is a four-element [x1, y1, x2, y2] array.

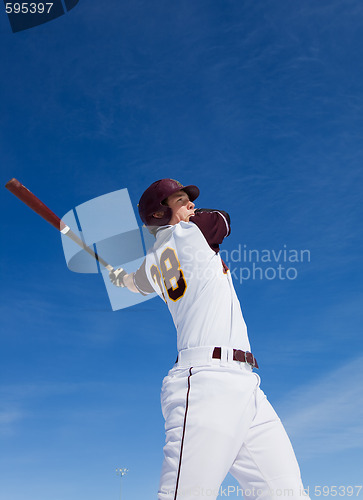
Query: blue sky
[[1, 1, 363, 499]]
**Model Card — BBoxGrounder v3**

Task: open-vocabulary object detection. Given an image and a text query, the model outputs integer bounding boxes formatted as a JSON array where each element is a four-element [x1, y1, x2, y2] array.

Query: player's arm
[[109, 268, 139, 293], [190, 208, 231, 250], [109, 259, 155, 295]]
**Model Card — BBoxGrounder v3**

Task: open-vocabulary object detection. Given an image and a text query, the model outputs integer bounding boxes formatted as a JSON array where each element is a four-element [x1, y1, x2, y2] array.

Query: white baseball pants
[[158, 347, 310, 500]]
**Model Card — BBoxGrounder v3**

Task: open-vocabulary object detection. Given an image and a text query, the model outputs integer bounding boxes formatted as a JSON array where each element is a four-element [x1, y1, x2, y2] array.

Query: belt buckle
[[245, 351, 255, 367]]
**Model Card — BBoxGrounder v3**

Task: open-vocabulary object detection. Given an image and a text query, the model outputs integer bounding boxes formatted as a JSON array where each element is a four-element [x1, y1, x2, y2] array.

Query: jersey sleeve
[[133, 259, 155, 295], [190, 209, 231, 251]]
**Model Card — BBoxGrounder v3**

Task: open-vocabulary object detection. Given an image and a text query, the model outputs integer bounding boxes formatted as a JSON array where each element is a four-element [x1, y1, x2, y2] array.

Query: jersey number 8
[[150, 247, 187, 302]]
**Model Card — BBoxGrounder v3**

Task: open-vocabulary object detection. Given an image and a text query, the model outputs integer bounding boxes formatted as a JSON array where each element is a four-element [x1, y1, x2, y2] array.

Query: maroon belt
[[176, 347, 259, 369], [212, 347, 259, 368]]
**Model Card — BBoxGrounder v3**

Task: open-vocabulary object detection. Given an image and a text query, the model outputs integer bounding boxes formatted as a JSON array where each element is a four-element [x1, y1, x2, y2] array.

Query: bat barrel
[[5, 178, 114, 272], [5, 178, 66, 231]]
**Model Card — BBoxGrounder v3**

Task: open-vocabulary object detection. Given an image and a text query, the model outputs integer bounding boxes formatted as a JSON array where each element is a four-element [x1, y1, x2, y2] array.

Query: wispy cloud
[[0, 380, 131, 438], [277, 355, 363, 457], [0, 408, 24, 437]]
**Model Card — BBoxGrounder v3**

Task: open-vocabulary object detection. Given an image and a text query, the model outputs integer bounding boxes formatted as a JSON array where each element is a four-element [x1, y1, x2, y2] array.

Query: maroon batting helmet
[[138, 179, 199, 227]]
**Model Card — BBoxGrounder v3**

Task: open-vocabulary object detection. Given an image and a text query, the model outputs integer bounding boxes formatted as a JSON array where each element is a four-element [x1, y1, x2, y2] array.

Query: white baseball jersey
[[133, 209, 309, 500], [134, 210, 250, 353]]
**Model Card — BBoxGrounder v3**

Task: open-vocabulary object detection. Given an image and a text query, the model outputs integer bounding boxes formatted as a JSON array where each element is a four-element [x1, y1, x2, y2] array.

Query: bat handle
[[61, 225, 115, 272]]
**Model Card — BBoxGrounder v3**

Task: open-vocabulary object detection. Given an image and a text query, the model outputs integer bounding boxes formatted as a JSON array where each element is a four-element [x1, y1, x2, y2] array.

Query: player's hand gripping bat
[[5, 178, 118, 274]]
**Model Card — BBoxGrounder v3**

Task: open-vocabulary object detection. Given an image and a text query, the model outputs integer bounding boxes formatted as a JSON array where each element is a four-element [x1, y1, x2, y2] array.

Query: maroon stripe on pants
[[174, 367, 193, 500]]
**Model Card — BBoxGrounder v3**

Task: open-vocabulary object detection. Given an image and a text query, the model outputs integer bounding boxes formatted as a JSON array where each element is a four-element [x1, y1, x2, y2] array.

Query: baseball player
[[110, 179, 310, 500]]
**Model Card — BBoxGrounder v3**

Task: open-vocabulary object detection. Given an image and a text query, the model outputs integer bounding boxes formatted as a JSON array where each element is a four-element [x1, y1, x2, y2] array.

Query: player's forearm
[[109, 268, 140, 293], [123, 272, 140, 293]]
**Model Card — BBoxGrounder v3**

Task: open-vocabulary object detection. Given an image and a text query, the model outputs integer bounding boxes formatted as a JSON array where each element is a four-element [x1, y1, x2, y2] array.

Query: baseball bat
[[5, 178, 114, 272]]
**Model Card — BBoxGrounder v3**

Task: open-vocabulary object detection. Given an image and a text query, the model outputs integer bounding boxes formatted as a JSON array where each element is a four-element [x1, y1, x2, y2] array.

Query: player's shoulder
[[173, 220, 205, 240], [191, 208, 230, 225], [189, 209, 231, 250], [148, 225, 179, 253], [191, 209, 230, 235]]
